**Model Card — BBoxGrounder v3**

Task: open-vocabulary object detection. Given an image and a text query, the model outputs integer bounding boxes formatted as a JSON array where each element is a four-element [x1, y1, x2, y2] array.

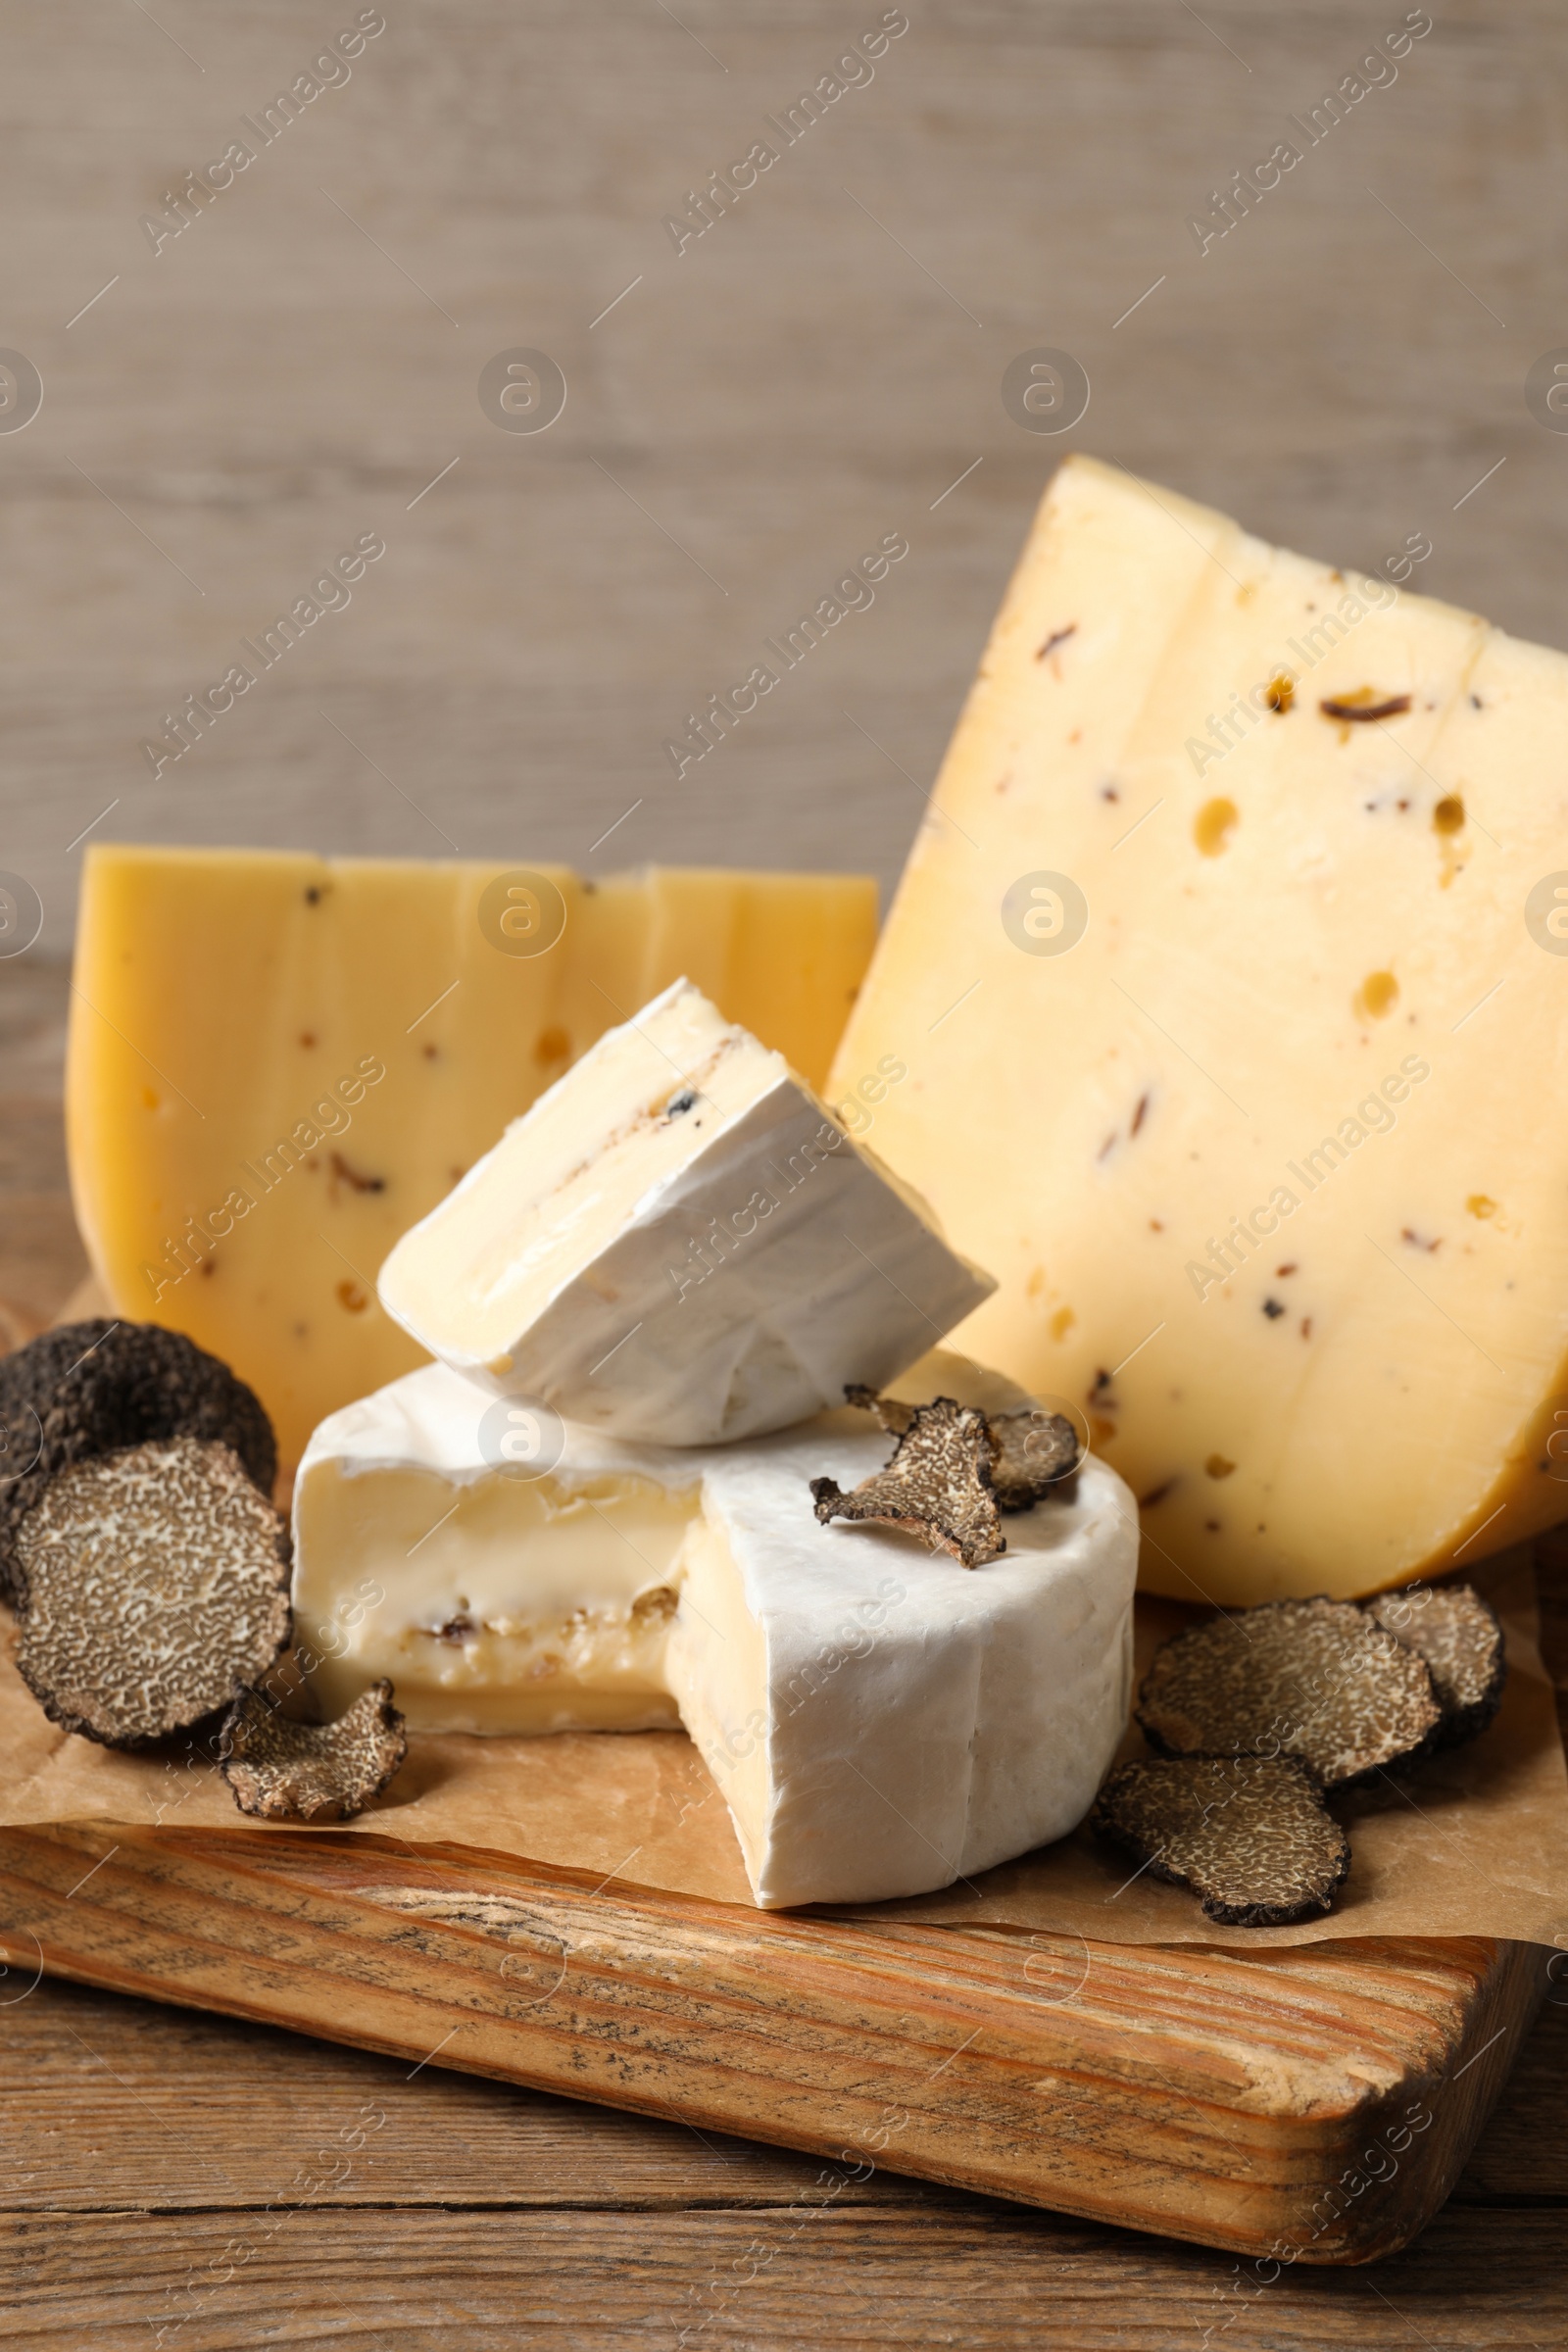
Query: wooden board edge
[[0, 1823, 1546, 2264]]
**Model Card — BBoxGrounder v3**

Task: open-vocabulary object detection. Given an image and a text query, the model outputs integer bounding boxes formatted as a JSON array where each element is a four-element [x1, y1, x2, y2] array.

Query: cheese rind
[[830, 454, 1568, 1602], [67, 849, 877, 1464], [291, 1349, 1140, 1905], [376, 981, 995, 1445]]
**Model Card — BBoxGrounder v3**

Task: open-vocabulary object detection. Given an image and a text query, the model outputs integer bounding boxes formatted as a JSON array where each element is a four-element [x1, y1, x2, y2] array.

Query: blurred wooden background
[[0, 0, 1560, 945]]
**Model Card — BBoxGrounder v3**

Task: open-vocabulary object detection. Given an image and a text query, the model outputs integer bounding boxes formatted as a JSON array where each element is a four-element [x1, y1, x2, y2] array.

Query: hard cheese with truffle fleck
[[67, 848, 877, 1465], [831, 452, 1568, 1602]]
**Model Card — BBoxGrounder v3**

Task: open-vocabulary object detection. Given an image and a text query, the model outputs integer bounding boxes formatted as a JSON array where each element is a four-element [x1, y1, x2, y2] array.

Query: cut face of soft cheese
[[376, 980, 995, 1446], [291, 1349, 1139, 1906], [67, 848, 877, 1465], [830, 453, 1568, 1604], [292, 1359, 702, 1734]]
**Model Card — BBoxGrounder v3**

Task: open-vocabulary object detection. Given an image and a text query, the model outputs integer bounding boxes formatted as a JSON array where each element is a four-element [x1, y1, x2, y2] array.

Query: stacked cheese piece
[[294, 980, 1140, 1907]]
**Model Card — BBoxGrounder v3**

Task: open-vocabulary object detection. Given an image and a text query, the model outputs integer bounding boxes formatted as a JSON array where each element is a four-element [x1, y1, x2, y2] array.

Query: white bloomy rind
[[292, 1350, 1139, 1909], [374, 979, 995, 1446]]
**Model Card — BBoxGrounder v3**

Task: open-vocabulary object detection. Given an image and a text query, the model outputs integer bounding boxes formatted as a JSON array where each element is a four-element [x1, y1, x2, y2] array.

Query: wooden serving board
[[0, 1820, 1543, 2266]]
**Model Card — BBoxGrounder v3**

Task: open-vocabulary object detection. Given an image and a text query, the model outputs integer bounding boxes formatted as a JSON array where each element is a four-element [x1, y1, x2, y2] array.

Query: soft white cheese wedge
[[292, 1351, 1139, 1906], [374, 978, 994, 1445]]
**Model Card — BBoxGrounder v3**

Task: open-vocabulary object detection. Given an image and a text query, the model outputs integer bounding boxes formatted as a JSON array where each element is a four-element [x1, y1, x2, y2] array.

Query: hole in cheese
[[1354, 970, 1399, 1021], [1194, 799, 1239, 857]]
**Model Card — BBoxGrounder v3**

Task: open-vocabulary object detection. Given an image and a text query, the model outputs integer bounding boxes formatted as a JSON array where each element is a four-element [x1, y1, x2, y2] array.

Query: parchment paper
[[3, 1547, 1565, 1949]]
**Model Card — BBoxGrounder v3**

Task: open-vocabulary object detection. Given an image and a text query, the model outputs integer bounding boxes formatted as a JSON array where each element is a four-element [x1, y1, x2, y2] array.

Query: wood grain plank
[[3, 2204, 1565, 2352], [0, 1974, 951, 2215], [4, 1966, 1564, 2221], [0, 1823, 1543, 2263]]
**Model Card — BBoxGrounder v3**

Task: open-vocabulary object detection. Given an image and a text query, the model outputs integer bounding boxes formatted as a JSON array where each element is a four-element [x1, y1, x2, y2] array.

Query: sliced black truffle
[[1364, 1583, 1505, 1747], [843, 1384, 914, 1435], [14, 1438, 291, 1747], [0, 1321, 275, 1608], [843, 1387, 1081, 1510], [220, 1679, 407, 1822], [989, 1408, 1082, 1509], [1138, 1596, 1443, 1788], [812, 1396, 1004, 1568], [1092, 1754, 1350, 1927]]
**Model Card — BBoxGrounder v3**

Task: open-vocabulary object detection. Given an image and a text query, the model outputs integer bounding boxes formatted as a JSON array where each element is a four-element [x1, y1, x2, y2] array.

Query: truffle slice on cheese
[[291, 1350, 1140, 1906], [377, 981, 995, 1446], [831, 452, 1568, 1603]]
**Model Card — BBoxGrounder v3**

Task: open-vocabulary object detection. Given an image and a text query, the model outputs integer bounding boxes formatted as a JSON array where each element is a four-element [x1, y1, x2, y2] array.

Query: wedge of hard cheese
[[831, 453, 1568, 1602], [291, 1350, 1138, 1908], [67, 848, 877, 1464], [377, 980, 994, 1445]]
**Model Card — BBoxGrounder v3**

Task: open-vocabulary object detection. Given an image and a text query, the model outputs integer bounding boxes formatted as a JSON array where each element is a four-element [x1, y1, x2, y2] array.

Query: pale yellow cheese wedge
[[831, 453, 1568, 1601], [68, 848, 876, 1465]]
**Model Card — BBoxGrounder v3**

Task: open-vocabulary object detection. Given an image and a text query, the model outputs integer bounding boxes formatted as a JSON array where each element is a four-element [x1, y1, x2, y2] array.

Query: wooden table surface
[[7, 976, 1568, 2345]]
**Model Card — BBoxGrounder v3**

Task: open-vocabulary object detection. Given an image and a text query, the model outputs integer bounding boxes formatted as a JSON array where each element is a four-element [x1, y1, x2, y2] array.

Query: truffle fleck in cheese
[[830, 453, 1568, 1601], [67, 848, 877, 1464], [377, 979, 993, 1446]]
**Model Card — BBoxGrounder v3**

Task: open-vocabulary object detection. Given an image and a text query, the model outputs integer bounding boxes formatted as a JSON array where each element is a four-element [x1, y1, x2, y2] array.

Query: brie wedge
[[292, 1350, 1139, 1906], [375, 979, 995, 1445]]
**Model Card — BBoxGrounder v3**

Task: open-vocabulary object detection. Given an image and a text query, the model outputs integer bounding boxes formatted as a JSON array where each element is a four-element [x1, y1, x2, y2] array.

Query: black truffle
[[1364, 1583, 1506, 1747], [14, 1437, 291, 1748], [842, 1384, 913, 1435], [988, 1408, 1082, 1510], [812, 1396, 1004, 1568], [0, 1321, 275, 1607], [1138, 1595, 1443, 1788], [1091, 1754, 1351, 1927], [220, 1679, 407, 1822], [842, 1388, 1080, 1511]]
